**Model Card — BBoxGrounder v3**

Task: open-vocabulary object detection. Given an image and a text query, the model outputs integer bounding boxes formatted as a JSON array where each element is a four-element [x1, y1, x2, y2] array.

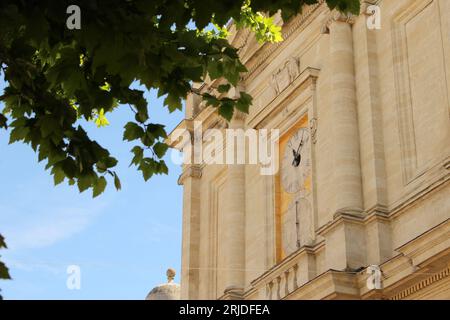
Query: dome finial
[[145, 268, 180, 300], [166, 268, 176, 283]]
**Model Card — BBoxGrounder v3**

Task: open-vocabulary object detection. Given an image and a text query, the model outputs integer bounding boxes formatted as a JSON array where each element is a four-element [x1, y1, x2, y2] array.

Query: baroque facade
[[168, 0, 450, 299]]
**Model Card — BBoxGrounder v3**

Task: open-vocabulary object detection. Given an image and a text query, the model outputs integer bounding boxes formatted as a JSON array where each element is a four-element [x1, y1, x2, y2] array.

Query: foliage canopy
[[0, 0, 359, 196], [0, 0, 359, 297]]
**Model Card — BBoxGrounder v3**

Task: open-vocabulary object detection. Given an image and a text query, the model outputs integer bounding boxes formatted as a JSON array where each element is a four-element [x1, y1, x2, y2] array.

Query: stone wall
[[170, 0, 450, 300]]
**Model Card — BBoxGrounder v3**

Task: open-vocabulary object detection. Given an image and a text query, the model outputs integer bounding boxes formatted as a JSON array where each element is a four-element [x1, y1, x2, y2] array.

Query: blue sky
[[0, 78, 185, 299]]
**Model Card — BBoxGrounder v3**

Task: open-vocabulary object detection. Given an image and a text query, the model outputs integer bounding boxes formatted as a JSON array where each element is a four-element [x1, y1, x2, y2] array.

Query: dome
[[145, 268, 180, 300]]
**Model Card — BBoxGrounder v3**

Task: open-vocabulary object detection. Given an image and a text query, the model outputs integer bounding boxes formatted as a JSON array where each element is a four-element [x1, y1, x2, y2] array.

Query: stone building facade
[[168, 0, 450, 299]]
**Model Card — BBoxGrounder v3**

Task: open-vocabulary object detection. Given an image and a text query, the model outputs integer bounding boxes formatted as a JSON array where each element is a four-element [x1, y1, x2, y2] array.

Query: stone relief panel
[[251, 56, 301, 120], [270, 57, 301, 95], [391, 0, 450, 183], [204, 171, 227, 299]]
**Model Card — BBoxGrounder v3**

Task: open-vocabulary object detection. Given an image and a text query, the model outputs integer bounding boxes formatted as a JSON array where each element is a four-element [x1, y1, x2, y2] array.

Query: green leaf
[[203, 93, 220, 108], [0, 235, 7, 249], [0, 114, 7, 129], [40, 116, 59, 138], [123, 122, 144, 141], [0, 260, 11, 280], [135, 99, 149, 123], [218, 101, 234, 121], [113, 173, 121, 191], [156, 160, 169, 175], [236, 91, 252, 114], [52, 166, 66, 186], [139, 158, 156, 181], [9, 126, 29, 144], [93, 176, 107, 198], [103, 157, 118, 168], [0, 234, 11, 280], [164, 94, 183, 112], [217, 84, 231, 93], [130, 146, 144, 166], [153, 142, 169, 158], [77, 174, 93, 193], [0, 0, 361, 191], [207, 60, 223, 80], [146, 124, 167, 139]]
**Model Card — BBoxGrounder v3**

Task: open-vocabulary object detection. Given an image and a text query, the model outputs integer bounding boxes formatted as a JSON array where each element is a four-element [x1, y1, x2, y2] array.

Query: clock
[[276, 117, 314, 261], [280, 127, 311, 194], [282, 197, 313, 255]]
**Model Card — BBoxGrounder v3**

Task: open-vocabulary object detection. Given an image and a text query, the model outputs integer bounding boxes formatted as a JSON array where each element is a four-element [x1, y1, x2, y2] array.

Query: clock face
[[282, 200, 300, 255], [281, 127, 311, 194], [282, 197, 312, 256]]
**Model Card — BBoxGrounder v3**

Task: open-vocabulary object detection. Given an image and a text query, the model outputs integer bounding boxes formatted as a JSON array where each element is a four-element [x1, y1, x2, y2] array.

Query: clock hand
[[292, 149, 301, 167], [291, 132, 305, 167], [296, 131, 305, 154], [289, 142, 298, 158]]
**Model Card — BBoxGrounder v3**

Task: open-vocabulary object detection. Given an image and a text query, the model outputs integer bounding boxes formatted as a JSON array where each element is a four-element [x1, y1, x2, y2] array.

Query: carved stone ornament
[[270, 57, 300, 95], [309, 118, 318, 144], [321, 11, 356, 34], [177, 165, 203, 185]]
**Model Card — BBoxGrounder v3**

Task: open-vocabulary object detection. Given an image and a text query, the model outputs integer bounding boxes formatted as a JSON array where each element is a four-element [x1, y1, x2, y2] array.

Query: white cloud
[[0, 200, 108, 251], [5, 258, 63, 275]]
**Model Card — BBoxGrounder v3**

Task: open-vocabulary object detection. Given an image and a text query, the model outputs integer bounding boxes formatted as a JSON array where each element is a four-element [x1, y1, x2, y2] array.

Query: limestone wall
[[177, 0, 450, 299]]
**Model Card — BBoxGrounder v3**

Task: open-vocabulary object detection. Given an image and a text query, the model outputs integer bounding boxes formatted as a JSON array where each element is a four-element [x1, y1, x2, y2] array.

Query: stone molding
[[245, 220, 450, 300], [243, 1, 325, 81], [219, 286, 245, 300], [269, 57, 301, 95], [248, 242, 323, 300], [321, 11, 356, 34], [248, 67, 319, 129], [389, 267, 449, 300], [444, 157, 450, 171], [177, 165, 203, 185], [231, 110, 248, 123], [314, 165, 449, 236], [309, 117, 318, 144], [360, 219, 450, 299]]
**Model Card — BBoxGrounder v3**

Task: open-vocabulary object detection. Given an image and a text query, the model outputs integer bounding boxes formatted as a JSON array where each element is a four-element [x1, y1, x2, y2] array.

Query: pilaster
[[222, 111, 247, 298], [326, 12, 364, 216], [178, 164, 202, 299]]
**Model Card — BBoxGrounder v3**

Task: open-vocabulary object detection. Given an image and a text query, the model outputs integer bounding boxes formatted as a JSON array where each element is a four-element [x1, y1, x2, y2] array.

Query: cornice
[[248, 67, 320, 129], [394, 219, 450, 265], [314, 166, 450, 238], [316, 211, 365, 237], [183, 2, 326, 120], [321, 10, 356, 34], [251, 220, 450, 300], [219, 286, 245, 300], [444, 156, 450, 170], [283, 269, 359, 300], [242, 1, 326, 82], [358, 220, 450, 299], [177, 164, 203, 185], [388, 168, 450, 220], [249, 240, 324, 290], [389, 267, 449, 300]]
